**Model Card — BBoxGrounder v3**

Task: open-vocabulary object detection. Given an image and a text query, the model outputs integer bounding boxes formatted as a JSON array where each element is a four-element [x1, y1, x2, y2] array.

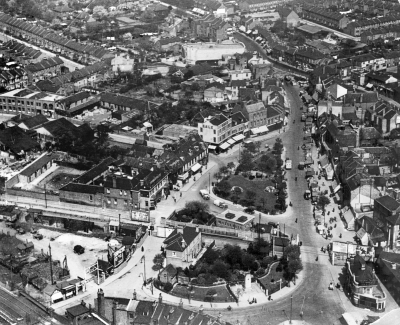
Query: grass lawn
[[227, 175, 277, 212], [170, 284, 235, 303], [258, 262, 287, 294]]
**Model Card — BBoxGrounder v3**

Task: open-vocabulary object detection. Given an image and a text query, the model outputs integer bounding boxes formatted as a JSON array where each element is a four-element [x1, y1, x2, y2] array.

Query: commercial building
[[215, 210, 254, 231], [182, 41, 246, 65], [345, 255, 386, 311], [0, 88, 64, 118], [197, 112, 248, 148]]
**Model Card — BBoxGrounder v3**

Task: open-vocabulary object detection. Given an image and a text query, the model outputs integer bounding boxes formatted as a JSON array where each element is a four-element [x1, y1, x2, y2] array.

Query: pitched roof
[[375, 195, 400, 211], [66, 304, 89, 317], [0, 126, 40, 154], [164, 227, 200, 252], [18, 114, 48, 129]]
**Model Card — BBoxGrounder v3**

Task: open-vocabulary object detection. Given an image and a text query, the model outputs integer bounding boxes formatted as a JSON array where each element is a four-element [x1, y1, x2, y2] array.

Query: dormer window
[[106, 188, 110, 194]]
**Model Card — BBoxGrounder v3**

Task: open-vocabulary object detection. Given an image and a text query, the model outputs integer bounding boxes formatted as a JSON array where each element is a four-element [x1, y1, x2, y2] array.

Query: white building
[[182, 41, 246, 64], [229, 69, 252, 81], [111, 53, 134, 73], [198, 112, 248, 146]]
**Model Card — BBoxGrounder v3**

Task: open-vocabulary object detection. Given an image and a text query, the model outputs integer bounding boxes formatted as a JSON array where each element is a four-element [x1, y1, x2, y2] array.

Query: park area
[[257, 262, 287, 295], [170, 284, 235, 303], [227, 175, 276, 212], [214, 138, 288, 213]]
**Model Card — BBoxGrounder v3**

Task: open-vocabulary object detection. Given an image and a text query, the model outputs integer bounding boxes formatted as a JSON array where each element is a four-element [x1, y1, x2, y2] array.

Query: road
[[0, 32, 84, 71], [299, 19, 360, 42]]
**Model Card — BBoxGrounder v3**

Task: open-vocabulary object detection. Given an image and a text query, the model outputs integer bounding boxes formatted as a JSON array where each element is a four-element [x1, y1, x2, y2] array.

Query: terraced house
[[303, 6, 350, 29], [239, 0, 284, 12], [0, 13, 112, 63], [346, 15, 400, 36], [24, 56, 64, 83], [0, 68, 28, 90]]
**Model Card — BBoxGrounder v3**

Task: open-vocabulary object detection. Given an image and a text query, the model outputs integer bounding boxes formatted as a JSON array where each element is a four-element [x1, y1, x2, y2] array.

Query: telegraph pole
[[49, 244, 54, 285], [290, 295, 293, 324]]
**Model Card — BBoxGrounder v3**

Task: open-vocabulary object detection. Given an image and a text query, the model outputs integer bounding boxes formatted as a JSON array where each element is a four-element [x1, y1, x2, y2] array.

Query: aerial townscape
[[4, 0, 400, 325]]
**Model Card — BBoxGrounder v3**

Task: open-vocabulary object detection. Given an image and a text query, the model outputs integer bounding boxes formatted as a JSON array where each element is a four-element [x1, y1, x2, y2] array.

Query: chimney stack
[[158, 293, 163, 304], [97, 289, 105, 317]]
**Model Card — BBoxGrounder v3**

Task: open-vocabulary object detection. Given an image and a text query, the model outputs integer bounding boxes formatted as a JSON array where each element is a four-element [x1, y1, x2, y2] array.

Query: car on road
[[16, 228, 26, 234], [73, 245, 85, 255], [33, 233, 43, 240], [5, 222, 16, 228], [268, 222, 278, 228]]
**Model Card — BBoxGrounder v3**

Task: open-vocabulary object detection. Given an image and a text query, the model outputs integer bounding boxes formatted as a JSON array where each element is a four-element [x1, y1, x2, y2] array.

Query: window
[[124, 200, 128, 205], [119, 190, 123, 196], [124, 191, 127, 196], [89, 195, 93, 201], [200, 128, 203, 132], [114, 199, 117, 205], [106, 188, 110, 194], [172, 252, 176, 256], [213, 130, 216, 134]]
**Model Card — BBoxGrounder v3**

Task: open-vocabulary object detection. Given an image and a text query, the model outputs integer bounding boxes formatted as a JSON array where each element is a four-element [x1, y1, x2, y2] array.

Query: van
[[285, 160, 292, 170]]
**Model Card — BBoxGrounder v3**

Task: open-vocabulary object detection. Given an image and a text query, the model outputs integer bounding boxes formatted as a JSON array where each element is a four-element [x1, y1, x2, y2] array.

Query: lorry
[[213, 200, 228, 209], [199, 189, 210, 200]]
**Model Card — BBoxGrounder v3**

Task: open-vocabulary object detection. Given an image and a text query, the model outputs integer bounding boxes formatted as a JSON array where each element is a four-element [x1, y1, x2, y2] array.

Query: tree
[[244, 142, 257, 154], [266, 157, 277, 170], [254, 141, 261, 152], [227, 162, 235, 172], [241, 253, 256, 271], [206, 288, 217, 303], [318, 195, 331, 212], [215, 180, 231, 197], [239, 149, 254, 172], [92, 5, 107, 17], [203, 249, 219, 265], [219, 165, 229, 177], [191, 82, 200, 91], [184, 200, 210, 215], [152, 254, 164, 270], [273, 138, 283, 154], [259, 197, 267, 209], [224, 245, 242, 267], [164, 282, 173, 292], [212, 260, 229, 279], [283, 245, 303, 284]]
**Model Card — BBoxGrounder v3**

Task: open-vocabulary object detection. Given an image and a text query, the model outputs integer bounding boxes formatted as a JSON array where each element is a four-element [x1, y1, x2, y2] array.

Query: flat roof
[[217, 209, 255, 225], [296, 24, 323, 34], [183, 41, 245, 50]]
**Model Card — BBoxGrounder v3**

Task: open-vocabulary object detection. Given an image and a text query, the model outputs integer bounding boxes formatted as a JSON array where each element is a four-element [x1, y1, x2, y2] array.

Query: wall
[[5, 174, 19, 189], [60, 190, 103, 207], [7, 188, 59, 201]]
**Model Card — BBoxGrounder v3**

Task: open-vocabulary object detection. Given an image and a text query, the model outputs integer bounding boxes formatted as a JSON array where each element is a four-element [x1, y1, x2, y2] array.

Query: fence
[[5, 192, 131, 221], [164, 219, 256, 240]]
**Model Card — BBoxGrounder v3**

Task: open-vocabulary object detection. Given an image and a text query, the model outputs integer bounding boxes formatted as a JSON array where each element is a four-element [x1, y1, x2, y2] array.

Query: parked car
[[30, 228, 37, 234], [5, 222, 15, 228], [73, 245, 85, 255], [16, 228, 26, 235], [33, 233, 43, 240]]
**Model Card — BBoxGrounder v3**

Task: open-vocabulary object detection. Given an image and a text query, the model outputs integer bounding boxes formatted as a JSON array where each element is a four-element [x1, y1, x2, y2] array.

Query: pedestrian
[[295, 218, 298, 223], [180, 192, 182, 198]]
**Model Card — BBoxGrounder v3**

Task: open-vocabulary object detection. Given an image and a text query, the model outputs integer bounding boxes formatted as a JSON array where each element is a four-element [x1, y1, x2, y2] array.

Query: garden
[[170, 201, 216, 225], [214, 138, 288, 214], [155, 239, 303, 302]]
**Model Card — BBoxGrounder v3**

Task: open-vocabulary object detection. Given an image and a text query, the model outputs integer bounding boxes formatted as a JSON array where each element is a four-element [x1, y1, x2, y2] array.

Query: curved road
[[198, 84, 345, 325]]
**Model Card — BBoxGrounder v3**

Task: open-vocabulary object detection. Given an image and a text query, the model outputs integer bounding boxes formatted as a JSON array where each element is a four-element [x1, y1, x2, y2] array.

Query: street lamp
[[346, 241, 352, 259], [141, 255, 146, 284]]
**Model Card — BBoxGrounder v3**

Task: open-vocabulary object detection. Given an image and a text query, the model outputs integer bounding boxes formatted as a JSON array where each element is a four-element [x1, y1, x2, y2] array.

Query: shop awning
[[356, 227, 367, 240], [208, 145, 216, 150], [333, 185, 341, 194], [319, 156, 329, 169], [326, 164, 334, 180], [191, 163, 202, 173], [109, 220, 119, 227], [251, 127, 260, 134], [178, 172, 189, 180], [232, 134, 245, 141], [227, 139, 236, 145], [258, 125, 269, 133], [219, 142, 230, 150], [366, 83, 373, 88]]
